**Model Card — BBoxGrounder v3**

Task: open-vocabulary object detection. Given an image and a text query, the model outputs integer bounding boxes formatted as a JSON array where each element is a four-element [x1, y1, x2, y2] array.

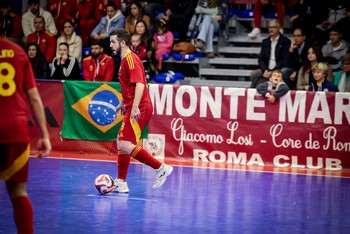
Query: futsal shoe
[[248, 28, 261, 38], [112, 179, 129, 193], [153, 164, 173, 189]]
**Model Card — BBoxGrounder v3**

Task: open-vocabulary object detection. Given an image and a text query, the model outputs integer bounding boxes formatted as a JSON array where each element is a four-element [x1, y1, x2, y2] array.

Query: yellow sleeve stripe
[[126, 52, 135, 69]]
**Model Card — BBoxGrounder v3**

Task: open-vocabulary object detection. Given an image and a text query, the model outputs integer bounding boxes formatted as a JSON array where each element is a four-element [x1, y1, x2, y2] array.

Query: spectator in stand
[[27, 15, 57, 63], [125, 1, 150, 35], [297, 45, 333, 91], [22, 0, 57, 43], [95, 0, 121, 22], [51, 42, 81, 80], [248, 0, 286, 38], [77, 0, 97, 46], [322, 26, 349, 72], [308, 62, 339, 92], [289, 0, 327, 40], [56, 20, 82, 63], [130, 33, 147, 60], [48, 0, 77, 35], [91, 1, 125, 55], [140, 1, 165, 25], [134, 19, 156, 75], [283, 27, 313, 90], [192, 0, 226, 58], [256, 69, 289, 104], [22, 0, 48, 14], [334, 53, 350, 92], [162, 0, 198, 42], [250, 19, 290, 88], [83, 39, 114, 81], [27, 42, 51, 79], [153, 19, 173, 72], [314, 0, 350, 46], [0, 1, 22, 44]]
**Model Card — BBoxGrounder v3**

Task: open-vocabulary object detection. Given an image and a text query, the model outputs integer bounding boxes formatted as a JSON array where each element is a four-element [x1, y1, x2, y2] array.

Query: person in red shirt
[[27, 15, 57, 63], [248, 0, 286, 38], [130, 33, 147, 60], [48, 0, 77, 35], [0, 37, 51, 234], [77, 0, 97, 45], [82, 39, 114, 81], [109, 28, 173, 193]]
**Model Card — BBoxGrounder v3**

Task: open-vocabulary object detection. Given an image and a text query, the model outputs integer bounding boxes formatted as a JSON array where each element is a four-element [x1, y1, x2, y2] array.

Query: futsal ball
[[94, 174, 115, 195]]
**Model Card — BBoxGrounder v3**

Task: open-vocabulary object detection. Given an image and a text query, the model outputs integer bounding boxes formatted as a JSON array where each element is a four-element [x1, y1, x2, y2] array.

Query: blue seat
[[82, 47, 91, 58], [237, 9, 254, 18], [173, 53, 196, 61], [163, 52, 171, 60]]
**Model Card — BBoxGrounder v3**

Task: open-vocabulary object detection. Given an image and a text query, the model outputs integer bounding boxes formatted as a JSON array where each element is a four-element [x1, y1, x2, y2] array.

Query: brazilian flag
[[61, 81, 147, 141]]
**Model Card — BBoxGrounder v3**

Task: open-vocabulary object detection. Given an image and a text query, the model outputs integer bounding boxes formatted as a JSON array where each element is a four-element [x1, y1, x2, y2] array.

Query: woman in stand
[[56, 20, 83, 63], [296, 45, 333, 90], [125, 1, 150, 34], [26, 42, 50, 79], [51, 42, 81, 80]]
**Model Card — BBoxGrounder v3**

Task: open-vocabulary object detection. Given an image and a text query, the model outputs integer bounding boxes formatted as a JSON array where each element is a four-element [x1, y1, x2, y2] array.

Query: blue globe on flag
[[88, 90, 119, 126]]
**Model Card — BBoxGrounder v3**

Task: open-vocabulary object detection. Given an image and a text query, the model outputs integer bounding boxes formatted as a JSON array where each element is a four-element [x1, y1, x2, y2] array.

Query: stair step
[[200, 68, 252, 77], [209, 58, 258, 65], [218, 46, 260, 55]]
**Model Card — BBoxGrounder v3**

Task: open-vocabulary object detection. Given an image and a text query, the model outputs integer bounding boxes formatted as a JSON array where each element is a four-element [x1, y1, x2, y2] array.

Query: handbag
[[172, 42, 197, 55]]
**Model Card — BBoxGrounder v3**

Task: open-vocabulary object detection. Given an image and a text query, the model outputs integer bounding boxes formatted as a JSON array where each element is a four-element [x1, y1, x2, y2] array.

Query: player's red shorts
[[0, 143, 30, 183], [117, 117, 149, 144]]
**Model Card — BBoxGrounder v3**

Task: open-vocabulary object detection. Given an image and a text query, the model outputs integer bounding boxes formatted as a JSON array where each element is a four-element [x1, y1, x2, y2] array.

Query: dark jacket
[[50, 57, 81, 80], [286, 39, 313, 71], [308, 80, 339, 92], [30, 55, 50, 79], [257, 81, 290, 98], [258, 34, 291, 72]]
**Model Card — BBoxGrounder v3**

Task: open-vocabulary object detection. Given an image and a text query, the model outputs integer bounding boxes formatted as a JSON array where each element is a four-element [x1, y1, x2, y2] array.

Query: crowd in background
[[0, 0, 349, 92]]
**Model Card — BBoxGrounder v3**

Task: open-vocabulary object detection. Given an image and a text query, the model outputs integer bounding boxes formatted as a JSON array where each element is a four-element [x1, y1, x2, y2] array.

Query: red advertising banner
[[29, 82, 350, 171]]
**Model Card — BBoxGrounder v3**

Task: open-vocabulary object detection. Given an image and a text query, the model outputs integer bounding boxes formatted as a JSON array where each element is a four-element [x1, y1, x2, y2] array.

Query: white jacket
[[56, 32, 83, 62], [22, 8, 57, 36]]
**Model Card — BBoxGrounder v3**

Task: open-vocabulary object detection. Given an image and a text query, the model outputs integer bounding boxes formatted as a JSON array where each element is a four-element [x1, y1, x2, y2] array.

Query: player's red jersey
[[0, 38, 37, 143], [118, 50, 152, 117]]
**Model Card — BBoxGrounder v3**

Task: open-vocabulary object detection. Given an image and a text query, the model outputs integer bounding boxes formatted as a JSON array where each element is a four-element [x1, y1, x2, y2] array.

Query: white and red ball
[[94, 174, 115, 194]]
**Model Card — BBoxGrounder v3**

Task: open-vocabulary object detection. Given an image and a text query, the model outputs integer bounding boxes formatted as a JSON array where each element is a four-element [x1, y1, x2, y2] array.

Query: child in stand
[[308, 62, 339, 92], [130, 33, 147, 61], [153, 19, 173, 73], [257, 69, 290, 104]]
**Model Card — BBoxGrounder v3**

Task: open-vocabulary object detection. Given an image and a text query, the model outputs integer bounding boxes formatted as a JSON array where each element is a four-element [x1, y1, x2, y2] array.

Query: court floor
[[1, 157, 350, 234]]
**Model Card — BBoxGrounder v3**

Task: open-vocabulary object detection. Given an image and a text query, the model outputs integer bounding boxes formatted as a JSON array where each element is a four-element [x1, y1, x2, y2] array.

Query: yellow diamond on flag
[[72, 83, 123, 133]]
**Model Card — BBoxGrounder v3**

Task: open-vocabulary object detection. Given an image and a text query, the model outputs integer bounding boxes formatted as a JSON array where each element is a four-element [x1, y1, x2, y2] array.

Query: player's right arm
[[27, 87, 52, 158]]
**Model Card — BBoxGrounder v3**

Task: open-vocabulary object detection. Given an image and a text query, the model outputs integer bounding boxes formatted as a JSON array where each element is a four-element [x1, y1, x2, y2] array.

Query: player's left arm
[[131, 82, 144, 122], [27, 87, 52, 157]]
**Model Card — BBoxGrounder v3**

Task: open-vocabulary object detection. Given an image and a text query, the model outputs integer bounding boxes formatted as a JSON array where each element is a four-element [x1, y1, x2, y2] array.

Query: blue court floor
[[1, 157, 350, 234]]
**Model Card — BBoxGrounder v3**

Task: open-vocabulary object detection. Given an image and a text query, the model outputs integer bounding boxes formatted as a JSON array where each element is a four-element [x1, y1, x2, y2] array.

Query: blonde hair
[[312, 62, 329, 74]]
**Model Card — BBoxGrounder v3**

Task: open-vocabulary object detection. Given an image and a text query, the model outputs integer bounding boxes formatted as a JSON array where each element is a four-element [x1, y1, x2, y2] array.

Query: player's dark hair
[[110, 28, 131, 45]]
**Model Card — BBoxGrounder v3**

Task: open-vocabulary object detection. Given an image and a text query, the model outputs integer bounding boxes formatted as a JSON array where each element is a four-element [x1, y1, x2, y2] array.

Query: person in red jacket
[[77, 0, 97, 45], [48, 0, 77, 35], [27, 16, 57, 63], [83, 39, 114, 81]]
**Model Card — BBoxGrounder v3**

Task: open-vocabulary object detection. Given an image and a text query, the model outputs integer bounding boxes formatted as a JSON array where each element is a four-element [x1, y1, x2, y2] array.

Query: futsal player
[[0, 37, 51, 234], [109, 28, 173, 193]]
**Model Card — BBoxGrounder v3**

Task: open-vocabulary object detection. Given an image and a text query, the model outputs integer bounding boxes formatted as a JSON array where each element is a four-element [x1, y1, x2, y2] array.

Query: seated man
[[27, 16, 57, 63], [0, 1, 22, 44], [22, 0, 57, 42], [250, 19, 290, 88], [322, 26, 349, 72], [82, 39, 115, 82]]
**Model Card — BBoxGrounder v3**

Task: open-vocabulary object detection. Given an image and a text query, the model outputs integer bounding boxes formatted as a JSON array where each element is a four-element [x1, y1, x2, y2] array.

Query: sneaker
[[248, 28, 261, 38], [153, 164, 173, 189], [112, 179, 129, 193], [195, 39, 205, 51]]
